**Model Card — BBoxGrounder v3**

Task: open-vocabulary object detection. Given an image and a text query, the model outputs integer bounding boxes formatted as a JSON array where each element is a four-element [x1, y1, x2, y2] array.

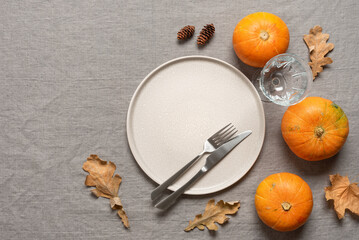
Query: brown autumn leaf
[[185, 199, 240, 232], [303, 25, 334, 79], [83, 154, 129, 228], [325, 174, 359, 219]]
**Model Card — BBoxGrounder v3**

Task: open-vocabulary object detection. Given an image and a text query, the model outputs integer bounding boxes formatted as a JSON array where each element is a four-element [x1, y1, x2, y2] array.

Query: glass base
[[251, 69, 271, 103]]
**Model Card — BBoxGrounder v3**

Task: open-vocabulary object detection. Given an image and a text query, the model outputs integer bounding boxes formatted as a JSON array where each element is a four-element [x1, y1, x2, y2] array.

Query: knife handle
[[155, 167, 207, 209], [151, 153, 204, 200]]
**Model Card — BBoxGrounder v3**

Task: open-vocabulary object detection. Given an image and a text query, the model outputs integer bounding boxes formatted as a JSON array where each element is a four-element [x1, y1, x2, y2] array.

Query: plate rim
[[126, 55, 266, 195]]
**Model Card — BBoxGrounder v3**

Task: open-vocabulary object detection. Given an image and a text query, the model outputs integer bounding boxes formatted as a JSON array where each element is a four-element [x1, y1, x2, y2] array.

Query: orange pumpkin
[[255, 172, 313, 232], [281, 97, 349, 161], [233, 12, 290, 68]]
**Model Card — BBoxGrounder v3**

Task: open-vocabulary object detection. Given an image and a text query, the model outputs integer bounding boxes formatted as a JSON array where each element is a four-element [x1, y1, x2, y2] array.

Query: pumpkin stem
[[259, 31, 269, 41], [314, 127, 325, 138], [281, 202, 291, 211]]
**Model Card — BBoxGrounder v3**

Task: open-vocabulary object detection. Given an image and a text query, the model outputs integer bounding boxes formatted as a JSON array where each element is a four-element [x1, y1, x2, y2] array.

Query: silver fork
[[151, 123, 237, 200]]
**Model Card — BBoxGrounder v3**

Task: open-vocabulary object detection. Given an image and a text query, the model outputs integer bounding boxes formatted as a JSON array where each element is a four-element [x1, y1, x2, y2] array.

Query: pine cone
[[197, 24, 215, 46], [177, 25, 195, 40]]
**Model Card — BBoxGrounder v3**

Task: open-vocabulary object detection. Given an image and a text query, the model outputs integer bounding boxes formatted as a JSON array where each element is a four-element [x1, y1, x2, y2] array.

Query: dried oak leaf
[[325, 174, 359, 219], [303, 25, 334, 79], [83, 154, 129, 228], [185, 199, 240, 232]]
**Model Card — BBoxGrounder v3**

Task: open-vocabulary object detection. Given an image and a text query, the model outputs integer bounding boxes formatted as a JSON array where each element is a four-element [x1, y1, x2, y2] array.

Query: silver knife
[[155, 130, 252, 209]]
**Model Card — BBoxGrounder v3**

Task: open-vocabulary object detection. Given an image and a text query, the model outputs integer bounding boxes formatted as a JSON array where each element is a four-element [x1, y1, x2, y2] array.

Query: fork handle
[[155, 167, 207, 209], [151, 152, 204, 200]]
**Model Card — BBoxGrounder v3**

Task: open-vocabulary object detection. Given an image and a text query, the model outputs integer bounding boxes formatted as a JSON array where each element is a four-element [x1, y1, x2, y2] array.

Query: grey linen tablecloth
[[1, 0, 358, 239]]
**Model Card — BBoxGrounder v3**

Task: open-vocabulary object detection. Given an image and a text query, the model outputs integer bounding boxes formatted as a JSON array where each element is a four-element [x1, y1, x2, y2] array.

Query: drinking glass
[[253, 53, 313, 106]]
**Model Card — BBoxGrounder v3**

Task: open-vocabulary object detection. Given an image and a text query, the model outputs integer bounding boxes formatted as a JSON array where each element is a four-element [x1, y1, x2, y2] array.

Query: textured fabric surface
[[0, 0, 358, 239]]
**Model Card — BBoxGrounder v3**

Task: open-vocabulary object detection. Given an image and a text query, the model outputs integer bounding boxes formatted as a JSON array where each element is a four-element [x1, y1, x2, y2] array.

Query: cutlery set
[[151, 124, 252, 209]]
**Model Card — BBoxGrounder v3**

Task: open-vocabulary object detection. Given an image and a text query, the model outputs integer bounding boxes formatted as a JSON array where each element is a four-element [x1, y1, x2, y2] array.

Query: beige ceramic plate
[[127, 56, 265, 195]]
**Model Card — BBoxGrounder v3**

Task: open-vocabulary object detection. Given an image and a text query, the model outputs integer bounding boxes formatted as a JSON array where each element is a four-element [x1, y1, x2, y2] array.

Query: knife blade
[[155, 130, 252, 209], [202, 130, 252, 171]]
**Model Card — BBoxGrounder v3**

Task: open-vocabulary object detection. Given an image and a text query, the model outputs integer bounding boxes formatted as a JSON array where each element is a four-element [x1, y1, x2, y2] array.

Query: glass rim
[[259, 53, 313, 106], [260, 53, 313, 80]]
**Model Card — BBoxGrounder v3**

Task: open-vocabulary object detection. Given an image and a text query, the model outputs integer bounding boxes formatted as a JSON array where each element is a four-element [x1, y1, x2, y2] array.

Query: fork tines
[[210, 123, 238, 147]]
